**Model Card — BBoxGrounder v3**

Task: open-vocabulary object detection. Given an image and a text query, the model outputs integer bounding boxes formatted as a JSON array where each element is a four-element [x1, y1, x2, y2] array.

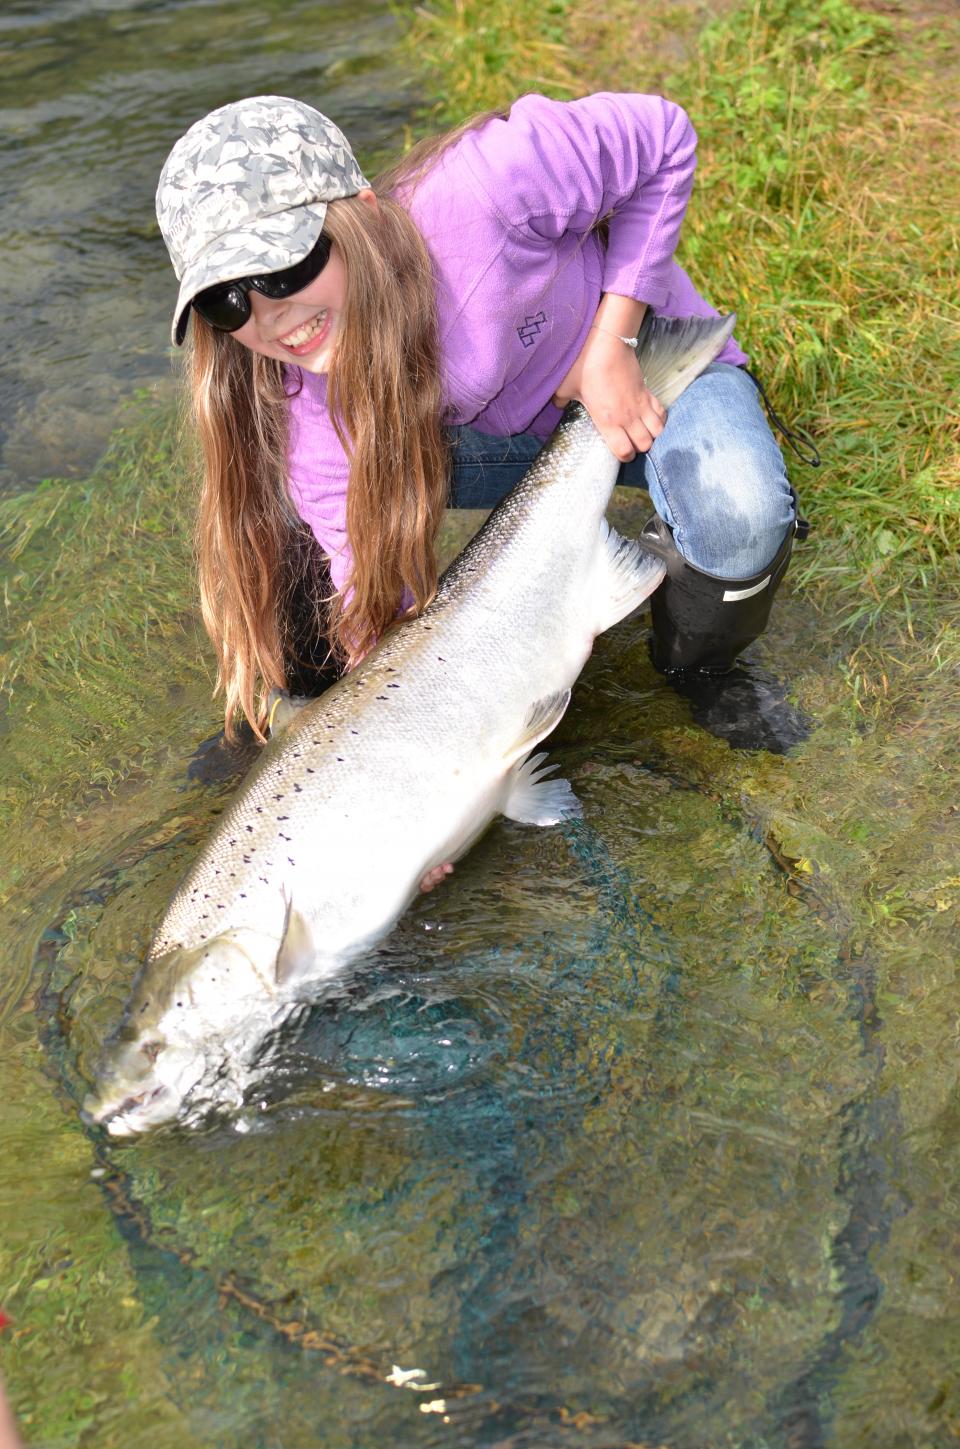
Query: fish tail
[[636, 313, 737, 408]]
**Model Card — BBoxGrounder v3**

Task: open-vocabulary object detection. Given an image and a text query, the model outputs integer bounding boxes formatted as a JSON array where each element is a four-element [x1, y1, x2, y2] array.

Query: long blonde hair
[[189, 115, 502, 739], [189, 193, 446, 738]]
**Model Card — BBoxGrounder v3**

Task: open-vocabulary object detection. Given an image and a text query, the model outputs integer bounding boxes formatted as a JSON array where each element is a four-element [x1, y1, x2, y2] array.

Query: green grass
[[399, 0, 960, 701], [1, 0, 955, 880]]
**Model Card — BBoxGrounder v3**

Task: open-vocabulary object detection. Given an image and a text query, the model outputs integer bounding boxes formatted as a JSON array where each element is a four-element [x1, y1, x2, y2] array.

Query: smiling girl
[[156, 93, 803, 765]]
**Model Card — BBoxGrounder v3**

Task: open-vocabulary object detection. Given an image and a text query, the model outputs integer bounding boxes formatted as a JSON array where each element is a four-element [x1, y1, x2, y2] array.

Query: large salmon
[[85, 312, 735, 1134]]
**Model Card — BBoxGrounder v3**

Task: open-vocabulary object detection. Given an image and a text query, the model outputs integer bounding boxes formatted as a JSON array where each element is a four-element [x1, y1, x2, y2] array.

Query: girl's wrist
[[590, 323, 639, 348]]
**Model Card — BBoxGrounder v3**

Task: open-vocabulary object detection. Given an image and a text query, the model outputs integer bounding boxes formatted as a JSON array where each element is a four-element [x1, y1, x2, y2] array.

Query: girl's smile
[[234, 243, 348, 374], [274, 306, 331, 356], [228, 190, 378, 374]]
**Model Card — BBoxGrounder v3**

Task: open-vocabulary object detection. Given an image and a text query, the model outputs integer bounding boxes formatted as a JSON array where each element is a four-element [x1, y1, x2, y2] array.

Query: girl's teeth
[[283, 311, 327, 347]]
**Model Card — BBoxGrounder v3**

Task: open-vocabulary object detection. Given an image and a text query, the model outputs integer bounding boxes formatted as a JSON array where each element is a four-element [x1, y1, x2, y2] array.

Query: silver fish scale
[[151, 403, 619, 967], [150, 315, 736, 977], [88, 314, 735, 1132]]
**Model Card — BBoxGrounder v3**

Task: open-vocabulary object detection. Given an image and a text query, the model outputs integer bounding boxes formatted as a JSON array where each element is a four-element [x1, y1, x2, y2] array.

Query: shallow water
[[0, 0, 413, 494], [5, 487, 960, 1445], [4, 5, 960, 1443]]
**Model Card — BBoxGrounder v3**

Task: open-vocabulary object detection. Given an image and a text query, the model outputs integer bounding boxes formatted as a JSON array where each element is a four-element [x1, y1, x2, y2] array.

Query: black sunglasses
[[191, 233, 333, 333]]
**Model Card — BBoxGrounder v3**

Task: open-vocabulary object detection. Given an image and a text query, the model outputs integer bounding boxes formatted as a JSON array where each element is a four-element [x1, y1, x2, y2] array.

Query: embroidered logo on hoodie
[[517, 311, 547, 348]]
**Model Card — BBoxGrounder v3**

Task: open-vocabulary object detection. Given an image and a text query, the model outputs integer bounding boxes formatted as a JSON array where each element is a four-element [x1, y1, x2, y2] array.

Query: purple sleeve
[[286, 371, 353, 596], [459, 92, 699, 308]]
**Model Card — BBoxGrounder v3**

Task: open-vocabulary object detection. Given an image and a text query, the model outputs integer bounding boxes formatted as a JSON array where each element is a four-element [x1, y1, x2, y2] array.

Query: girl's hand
[[420, 862, 453, 892], [552, 326, 666, 461]]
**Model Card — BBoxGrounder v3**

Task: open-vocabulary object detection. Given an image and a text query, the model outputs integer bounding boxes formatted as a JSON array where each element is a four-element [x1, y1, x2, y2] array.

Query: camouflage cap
[[156, 95, 370, 346]]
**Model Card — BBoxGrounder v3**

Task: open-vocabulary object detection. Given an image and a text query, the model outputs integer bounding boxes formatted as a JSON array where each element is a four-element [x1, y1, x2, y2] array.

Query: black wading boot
[[640, 512, 812, 754]]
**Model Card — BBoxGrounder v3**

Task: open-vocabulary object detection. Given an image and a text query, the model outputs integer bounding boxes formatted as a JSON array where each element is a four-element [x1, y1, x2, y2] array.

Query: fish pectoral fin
[[502, 750, 582, 826], [274, 902, 315, 986], [502, 689, 572, 768], [592, 521, 666, 634], [267, 688, 312, 738]]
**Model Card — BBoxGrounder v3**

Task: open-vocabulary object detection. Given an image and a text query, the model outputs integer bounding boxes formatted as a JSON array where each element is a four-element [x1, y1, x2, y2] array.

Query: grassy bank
[[404, 0, 960, 703], [1, 0, 956, 892]]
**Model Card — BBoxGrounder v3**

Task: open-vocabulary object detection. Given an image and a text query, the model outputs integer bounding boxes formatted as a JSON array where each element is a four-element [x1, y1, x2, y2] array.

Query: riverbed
[[2, 3, 959, 1444]]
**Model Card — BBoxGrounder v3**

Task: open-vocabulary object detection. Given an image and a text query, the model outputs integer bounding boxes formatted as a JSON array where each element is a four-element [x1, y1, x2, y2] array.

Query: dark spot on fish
[[274, 794, 284, 801], [306, 768, 315, 774], [260, 876, 269, 884], [438, 656, 446, 662], [204, 893, 210, 899], [294, 784, 302, 793], [217, 904, 225, 910], [256, 806, 263, 814], [246, 824, 254, 833], [336, 756, 344, 762], [229, 839, 237, 845], [139, 1002, 150, 1015], [387, 683, 400, 688], [376, 695, 387, 701], [350, 729, 358, 735], [287, 857, 295, 865], [243, 856, 250, 864], [277, 815, 289, 821], [240, 893, 246, 898]]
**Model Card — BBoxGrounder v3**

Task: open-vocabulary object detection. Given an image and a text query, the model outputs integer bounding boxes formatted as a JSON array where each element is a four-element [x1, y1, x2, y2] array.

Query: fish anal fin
[[502, 750, 582, 826], [503, 689, 572, 767], [592, 522, 666, 635]]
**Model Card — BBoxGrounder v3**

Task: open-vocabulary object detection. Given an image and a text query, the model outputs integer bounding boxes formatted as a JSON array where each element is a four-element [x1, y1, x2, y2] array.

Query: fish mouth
[[82, 1082, 173, 1136]]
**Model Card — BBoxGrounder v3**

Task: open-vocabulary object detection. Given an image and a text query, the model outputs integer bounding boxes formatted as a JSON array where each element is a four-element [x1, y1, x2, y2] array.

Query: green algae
[[3, 2, 960, 1442]]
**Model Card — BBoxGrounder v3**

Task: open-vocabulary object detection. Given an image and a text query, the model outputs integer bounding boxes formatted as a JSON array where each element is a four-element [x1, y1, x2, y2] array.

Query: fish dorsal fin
[[591, 521, 666, 635], [275, 897, 315, 986], [503, 689, 572, 767], [635, 313, 736, 408], [267, 688, 312, 738]]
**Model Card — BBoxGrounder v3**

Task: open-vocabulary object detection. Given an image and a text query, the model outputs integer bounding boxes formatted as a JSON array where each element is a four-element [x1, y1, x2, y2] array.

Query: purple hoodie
[[287, 92, 748, 594]]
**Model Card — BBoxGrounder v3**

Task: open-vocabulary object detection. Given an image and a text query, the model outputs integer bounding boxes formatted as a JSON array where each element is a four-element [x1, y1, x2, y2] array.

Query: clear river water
[[2, 3, 959, 1447]]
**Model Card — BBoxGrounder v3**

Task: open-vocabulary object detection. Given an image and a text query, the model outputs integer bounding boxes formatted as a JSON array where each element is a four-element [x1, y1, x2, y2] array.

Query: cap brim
[[169, 200, 329, 347]]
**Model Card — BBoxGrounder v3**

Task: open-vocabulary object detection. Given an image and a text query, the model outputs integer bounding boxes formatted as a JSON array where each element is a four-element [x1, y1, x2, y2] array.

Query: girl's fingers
[[419, 862, 454, 893], [611, 417, 658, 459], [603, 426, 638, 463], [645, 389, 667, 422]]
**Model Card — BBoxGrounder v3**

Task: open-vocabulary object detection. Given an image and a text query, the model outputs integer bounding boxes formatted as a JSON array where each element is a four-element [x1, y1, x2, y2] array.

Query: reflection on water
[[13, 535, 958, 1445], [3, 14, 960, 1442], [0, 0, 413, 493]]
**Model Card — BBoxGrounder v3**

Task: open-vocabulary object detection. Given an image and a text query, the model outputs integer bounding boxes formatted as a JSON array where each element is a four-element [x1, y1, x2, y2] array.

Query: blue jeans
[[448, 363, 796, 581]]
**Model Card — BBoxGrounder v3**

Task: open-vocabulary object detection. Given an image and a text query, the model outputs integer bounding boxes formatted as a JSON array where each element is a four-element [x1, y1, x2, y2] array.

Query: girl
[[156, 92, 802, 762]]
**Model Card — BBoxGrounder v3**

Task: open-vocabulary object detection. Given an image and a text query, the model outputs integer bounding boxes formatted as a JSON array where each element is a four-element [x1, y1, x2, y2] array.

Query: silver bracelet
[[590, 324, 639, 347]]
